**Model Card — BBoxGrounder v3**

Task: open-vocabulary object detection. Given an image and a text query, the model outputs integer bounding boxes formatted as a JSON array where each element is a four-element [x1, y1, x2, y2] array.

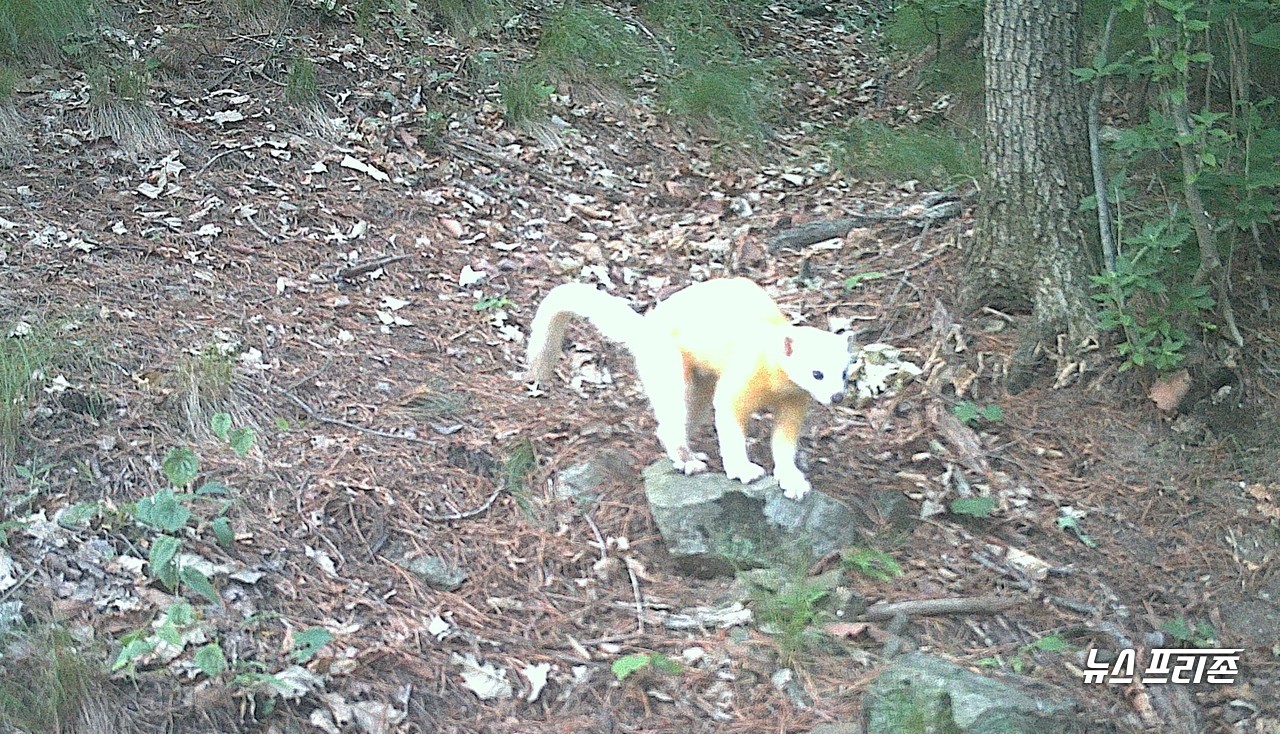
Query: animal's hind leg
[[634, 344, 707, 475], [683, 372, 715, 462]]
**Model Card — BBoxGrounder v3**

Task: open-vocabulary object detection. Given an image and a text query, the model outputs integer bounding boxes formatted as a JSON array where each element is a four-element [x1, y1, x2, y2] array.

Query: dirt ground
[[2, 2, 1279, 733]]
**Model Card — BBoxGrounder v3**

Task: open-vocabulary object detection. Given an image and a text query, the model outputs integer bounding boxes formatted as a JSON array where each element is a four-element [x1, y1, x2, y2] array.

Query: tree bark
[[966, 0, 1098, 354]]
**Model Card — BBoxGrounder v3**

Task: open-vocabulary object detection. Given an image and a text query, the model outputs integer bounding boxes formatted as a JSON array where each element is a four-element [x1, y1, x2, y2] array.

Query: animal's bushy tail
[[525, 283, 648, 382]]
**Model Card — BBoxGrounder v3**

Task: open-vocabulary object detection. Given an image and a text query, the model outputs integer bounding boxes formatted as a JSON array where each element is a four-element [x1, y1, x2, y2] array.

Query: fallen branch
[[765, 197, 965, 252], [863, 595, 1022, 621], [337, 254, 408, 281]]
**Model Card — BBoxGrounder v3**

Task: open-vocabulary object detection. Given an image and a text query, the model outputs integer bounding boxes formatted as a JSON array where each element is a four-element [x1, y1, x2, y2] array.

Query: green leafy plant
[[951, 400, 1003, 426], [843, 271, 886, 290], [611, 652, 681, 681], [289, 628, 335, 663], [1056, 508, 1097, 548], [1163, 617, 1217, 648], [473, 295, 511, 311], [211, 412, 256, 457], [949, 496, 995, 518], [194, 642, 228, 678], [841, 547, 903, 582], [1090, 217, 1214, 372], [1076, 1, 1280, 369]]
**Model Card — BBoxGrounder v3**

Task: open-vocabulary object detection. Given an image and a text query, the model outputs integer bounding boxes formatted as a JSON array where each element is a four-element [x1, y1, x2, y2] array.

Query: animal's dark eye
[[812, 370, 824, 380]]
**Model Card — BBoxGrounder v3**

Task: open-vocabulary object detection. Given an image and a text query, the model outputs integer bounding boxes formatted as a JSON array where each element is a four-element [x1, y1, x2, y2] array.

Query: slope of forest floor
[[1, 1, 1279, 733]]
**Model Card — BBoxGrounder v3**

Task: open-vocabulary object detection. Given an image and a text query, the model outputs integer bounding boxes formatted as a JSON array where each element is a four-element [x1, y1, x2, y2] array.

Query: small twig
[[422, 486, 504, 522], [582, 513, 607, 563], [283, 357, 334, 393], [584, 513, 644, 632], [624, 558, 645, 634], [273, 386, 428, 442], [241, 210, 278, 243], [863, 595, 1022, 621], [0, 568, 37, 603], [337, 254, 409, 281], [198, 147, 243, 174]]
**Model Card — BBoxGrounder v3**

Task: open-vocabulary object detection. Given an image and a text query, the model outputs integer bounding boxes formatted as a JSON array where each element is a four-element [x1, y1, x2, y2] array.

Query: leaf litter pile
[[1, 2, 1278, 733]]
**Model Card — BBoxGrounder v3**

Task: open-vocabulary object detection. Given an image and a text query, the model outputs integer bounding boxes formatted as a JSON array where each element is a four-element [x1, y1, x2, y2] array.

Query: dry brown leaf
[[1149, 369, 1191, 412], [823, 622, 872, 639], [440, 218, 465, 238]]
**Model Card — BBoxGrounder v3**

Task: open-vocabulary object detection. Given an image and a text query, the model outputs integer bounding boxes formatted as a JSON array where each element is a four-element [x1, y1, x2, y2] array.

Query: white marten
[[525, 278, 852, 500]]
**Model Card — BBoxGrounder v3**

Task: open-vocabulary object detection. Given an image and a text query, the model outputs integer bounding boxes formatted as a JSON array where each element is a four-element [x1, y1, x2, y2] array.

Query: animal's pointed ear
[[783, 335, 795, 357]]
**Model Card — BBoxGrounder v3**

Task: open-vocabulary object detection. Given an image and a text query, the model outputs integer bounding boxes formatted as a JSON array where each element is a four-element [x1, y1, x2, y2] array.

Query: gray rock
[[865, 653, 1112, 734], [554, 450, 635, 507], [643, 461, 906, 577], [403, 555, 467, 591], [1218, 599, 1280, 647], [808, 724, 864, 734]]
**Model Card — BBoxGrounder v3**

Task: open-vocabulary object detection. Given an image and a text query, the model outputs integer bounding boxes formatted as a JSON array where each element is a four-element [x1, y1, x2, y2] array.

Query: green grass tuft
[[663, 61, 773, 139], [0, 326, 51, 466], [751, 575, 831, 663], [0, 624, 100, 733], [500, 65, 555, 123], [538, 2, 652, 86], [285, 57, 320, 107], [0, 0, 92, 60], [501, 438, 537, 521], [0, 66, 18, 101], [423, 0, 501, 35], [882, 0, 982, 102], [829, 118, 978, 186], [641, 0, 778, 140]]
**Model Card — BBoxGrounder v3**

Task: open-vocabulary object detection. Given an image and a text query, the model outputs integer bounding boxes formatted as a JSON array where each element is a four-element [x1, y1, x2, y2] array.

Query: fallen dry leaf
[[1149, 369, 1191, 412]]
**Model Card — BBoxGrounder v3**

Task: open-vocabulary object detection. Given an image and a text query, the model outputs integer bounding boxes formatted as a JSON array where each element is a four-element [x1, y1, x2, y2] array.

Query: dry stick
[[421, 486, 504, 523], [336, 254, 408, 281], [583, 513, 645, 633], [862, 595, 1022, 622], [1089, 8, 1119, 274], [274, 386, 429, 442]]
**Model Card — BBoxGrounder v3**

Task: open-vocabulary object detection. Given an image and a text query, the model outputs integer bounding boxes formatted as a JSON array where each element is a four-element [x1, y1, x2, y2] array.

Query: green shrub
[[882, 0, 982, 101]]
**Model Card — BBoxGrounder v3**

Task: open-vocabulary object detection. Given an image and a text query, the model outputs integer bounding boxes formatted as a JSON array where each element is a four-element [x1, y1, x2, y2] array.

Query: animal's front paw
[[674, 457, 709, 475], [725, 461, 767, 484], [775, 467, 811, 500]]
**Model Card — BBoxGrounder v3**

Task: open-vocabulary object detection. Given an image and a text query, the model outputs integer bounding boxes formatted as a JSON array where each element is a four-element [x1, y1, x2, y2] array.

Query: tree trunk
[[966, 0, 1098, 354]]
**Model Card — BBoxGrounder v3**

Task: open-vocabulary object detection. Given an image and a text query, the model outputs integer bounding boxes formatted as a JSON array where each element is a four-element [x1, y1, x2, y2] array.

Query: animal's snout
[[831, 391, 846, 405]]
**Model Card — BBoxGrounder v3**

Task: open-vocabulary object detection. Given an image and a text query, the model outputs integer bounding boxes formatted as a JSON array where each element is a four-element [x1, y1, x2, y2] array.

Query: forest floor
[[1, 1, 1279, 733]]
